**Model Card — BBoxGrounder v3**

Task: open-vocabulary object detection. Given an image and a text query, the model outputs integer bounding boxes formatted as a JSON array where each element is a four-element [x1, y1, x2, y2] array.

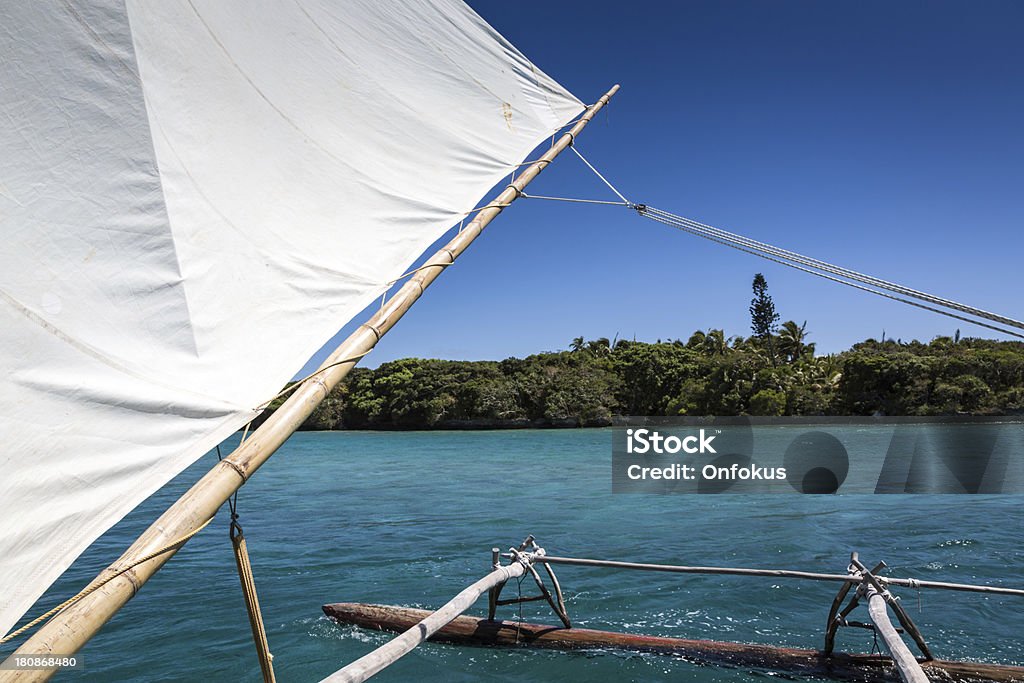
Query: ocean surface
[[4, 428, 1022, 681]]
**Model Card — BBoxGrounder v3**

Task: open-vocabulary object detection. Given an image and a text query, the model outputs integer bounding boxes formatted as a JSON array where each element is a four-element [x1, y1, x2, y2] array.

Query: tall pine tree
[[750, 273, 780, 366]]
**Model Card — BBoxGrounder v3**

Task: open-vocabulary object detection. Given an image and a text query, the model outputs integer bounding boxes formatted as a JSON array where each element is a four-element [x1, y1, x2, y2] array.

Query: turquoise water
[[4, 429, 1022, 681]]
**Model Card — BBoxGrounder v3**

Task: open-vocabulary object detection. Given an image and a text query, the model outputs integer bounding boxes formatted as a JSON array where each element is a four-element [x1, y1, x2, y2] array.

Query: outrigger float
[[322, 537, 1024, 683]]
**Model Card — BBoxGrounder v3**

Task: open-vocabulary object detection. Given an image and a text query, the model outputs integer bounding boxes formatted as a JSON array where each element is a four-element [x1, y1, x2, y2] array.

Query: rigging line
[[381, 215, 472, 308], [0, 516, 216, 646], [255, 350, 372, 410], [643, 207, 945, 302], [216, 446, 240, 527], [642, 206, 1024, 332], [462, 200, 513, 216], [651, 211, 1024, 335], [639, 210, 1024, 340], [569, 145, 632, 206], [512, 157, 553, 169], [644, 208, 1012, 329], [384, 261, 452, 287], [520, 192, 629, 207], [641, 206, 1024, 331], [644, 205, 1005, 325], [642, 210, 1024, 340]]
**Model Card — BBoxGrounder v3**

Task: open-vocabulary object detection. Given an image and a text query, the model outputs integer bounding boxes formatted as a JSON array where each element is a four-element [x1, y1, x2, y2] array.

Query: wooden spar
[[321, 565, 528, 683], [865, 586, 928, 683], [2, 85, 621, 677], [526, 555, 1024, 597], [321, 604, 1024, 683], [848, 554, 933, 662], [824, 577, 855, 655]]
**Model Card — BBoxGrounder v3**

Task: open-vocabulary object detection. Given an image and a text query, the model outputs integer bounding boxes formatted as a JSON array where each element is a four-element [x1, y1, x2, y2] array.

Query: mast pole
[[3, 84, 620, 678]]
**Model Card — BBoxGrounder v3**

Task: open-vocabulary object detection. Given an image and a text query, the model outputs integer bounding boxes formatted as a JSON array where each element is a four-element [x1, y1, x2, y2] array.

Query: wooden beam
[[865, 586, 929, 683], [321, 603, 1024, 683], [321, 566, 527, 683], [1, 85, 621, 680]]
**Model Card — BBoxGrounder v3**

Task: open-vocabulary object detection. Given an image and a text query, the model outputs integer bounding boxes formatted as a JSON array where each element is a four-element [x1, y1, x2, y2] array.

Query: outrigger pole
[[320, 540, 1024, 683], [2, 85, 621, 679]]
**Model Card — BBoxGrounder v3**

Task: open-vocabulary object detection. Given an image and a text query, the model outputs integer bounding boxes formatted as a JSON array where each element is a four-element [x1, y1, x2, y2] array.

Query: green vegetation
[[263, 332, 1024, 430], [257, 276, 1023, 429]]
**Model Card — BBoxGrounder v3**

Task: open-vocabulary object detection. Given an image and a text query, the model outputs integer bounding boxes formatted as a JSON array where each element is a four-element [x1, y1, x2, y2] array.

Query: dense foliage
[[264, 330, 1024, 430]]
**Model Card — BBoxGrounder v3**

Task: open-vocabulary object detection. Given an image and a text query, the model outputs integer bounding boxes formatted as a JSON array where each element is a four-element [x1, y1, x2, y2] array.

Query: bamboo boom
[[2, 85, 620, 679], [321, 564, 528, 683], [526, 555, 1024, 597], [865, 586, 929, 683]]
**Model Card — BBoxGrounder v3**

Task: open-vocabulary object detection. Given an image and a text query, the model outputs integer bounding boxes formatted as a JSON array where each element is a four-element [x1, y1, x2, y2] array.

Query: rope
[[641, 206, 1024, 332], [569, 145, 632, 206], [512, 157, 553, 169], [0, 517, 214, 645], [536, 135, 1022, 338], [636, 205, 1024, 340], [383, 261, 452, 287], [219, 442, 276, 682], [462, 201, 512, 216], [522, 137, 1024, 337], [521, 192, 629, 207], [231, 518, 276, 683], [256, 351, 371, 410]]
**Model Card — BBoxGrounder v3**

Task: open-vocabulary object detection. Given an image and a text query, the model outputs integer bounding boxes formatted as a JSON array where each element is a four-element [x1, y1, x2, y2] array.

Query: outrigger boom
[[321, 538, 1024, 683], [322, 604, 1024, 683]]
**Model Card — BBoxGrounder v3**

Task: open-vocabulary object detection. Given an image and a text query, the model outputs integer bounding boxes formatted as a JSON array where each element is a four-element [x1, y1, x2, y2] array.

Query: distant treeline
[[261, 329, 1024, 430]]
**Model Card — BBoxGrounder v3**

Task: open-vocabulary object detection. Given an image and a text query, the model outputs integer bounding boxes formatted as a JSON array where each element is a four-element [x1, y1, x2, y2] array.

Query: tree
[[570, 336, 585, 353], [685, 330, 706, 349], [778, 320, 813, 363], [702, 328, 728, 357], [750, 388, 786, 416], [586, 337, 611, 356], [749, 273, 780, 366]]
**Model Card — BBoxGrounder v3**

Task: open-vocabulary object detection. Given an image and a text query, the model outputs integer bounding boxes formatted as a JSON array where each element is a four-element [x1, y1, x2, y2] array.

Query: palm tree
[[570, 336, 585, 353], [586, 337, 611, 356], [702, 329, 728, 356], [778, 320, 811, 363], [809, 354, 842, 389]]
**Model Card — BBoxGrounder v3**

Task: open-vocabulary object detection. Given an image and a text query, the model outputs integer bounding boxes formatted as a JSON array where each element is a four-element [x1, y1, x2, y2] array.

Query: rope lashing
[[220, 446, 276, 683], [255, 350, 372, 411], [462, 200, 513, 216]]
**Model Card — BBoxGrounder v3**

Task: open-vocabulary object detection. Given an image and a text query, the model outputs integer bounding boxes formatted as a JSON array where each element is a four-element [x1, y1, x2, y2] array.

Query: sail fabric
[[0, 0, 582, 637]]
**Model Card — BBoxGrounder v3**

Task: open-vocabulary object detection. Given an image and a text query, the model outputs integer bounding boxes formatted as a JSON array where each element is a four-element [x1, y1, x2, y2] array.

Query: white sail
[[0, 0, 582, 637]]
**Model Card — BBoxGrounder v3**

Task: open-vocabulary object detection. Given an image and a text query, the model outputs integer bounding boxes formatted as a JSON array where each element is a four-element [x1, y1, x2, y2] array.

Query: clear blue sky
[[301, 0, 1023, 374]]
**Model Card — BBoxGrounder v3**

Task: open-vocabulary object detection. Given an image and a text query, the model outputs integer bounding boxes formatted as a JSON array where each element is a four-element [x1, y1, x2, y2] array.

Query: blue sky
[[301, 1, 1023, 373]]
